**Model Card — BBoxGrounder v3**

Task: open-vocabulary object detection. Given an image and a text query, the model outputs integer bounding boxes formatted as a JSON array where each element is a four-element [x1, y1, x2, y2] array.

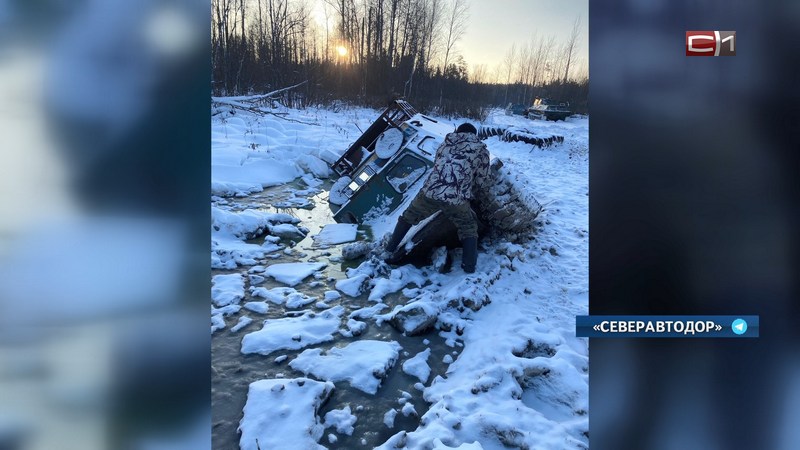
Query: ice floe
[[241, 306, 344, 356], [402, 348, 432, 383], [313, 223, 358, 245], [289, 340, 402, 394], [238, 378, 333, 450], [250, 286, 317, 308], [264, 262, 326, 286], [323, 405, 357, 435], [211, 273, 244, 307]]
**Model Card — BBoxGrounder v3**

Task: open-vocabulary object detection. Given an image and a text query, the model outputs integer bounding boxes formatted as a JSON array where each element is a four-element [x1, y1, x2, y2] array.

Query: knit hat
[[456, 123, 477, 134]]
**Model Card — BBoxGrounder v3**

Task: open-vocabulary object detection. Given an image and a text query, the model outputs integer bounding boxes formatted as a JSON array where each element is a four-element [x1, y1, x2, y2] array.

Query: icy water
[[211, 183, 460, 449]]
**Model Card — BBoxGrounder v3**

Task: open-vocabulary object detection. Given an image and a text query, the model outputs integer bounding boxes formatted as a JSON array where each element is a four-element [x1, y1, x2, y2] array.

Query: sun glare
[[336, 46, 348, 57]]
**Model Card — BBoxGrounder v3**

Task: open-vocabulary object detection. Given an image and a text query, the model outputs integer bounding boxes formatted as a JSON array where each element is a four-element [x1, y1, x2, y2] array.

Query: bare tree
[[212, 0, 236, 92], [471, 64, 488, 84], [440, 0, 469, 72], [531, 35, 555, 87], [515, 41, 530, 102], [502, 43, 517, 83], [209, 0, 587, 115], [423, 0, 444, 72], [562, 15, 581, 84]]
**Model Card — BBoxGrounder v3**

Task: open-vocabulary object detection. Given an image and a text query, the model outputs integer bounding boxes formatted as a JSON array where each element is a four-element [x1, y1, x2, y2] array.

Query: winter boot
[[461, 237, 478, 273], [384, 218, 412, 254]]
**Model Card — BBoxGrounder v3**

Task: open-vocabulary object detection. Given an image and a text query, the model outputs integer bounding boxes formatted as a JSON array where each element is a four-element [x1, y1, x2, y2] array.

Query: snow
[[323, 406, 357, 435], [301, 173, 323, 188], [383, 409, 398, 428], [242, 301, 269, 314], [289, 340, 402, 394], [211, 274, 244, 307], [294, 153, 329, 178], [402, 348, 432, 383], [323, 290, 341, 301], [269, 223, 306, 239], [264, 262, 326, 286], [230, 316, 253, 333], [212, 304, 241, 316], [241, 306, 344, 356], [368, 266, 426, 301], [212, 207, 298, 239], [211, 314, 225, 334], [335, 273, 371, 297], [238, 378, 333, 450], [328, 176, 352, 206], [248, 274, 265, 285], [387, 166, 427, 193], [432, 439, 484, 450], [339, 318, 367, 338], [211, 235, 282, 269], [212, 106, 373, 198], [401, 402, 417, 417], [313, 223, 358, 245], [211, 208, 293, 268], [212, 142, 303, 197], [250, 286, 317, 308], [350, 303, 388, 320]]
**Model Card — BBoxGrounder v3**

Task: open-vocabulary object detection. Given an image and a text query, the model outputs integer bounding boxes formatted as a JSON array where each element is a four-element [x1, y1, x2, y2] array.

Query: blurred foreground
[[0, 1, 210, 449]]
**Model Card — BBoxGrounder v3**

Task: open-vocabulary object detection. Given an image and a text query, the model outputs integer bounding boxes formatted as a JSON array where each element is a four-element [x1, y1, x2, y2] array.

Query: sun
[[336, 46, 348, 57]]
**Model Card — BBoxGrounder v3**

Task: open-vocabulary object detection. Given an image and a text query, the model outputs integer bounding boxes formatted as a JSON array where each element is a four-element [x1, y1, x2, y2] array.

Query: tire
[[478, 126, 563, 149], [478, 125, 505, 140], [498, 127, 563, 149]]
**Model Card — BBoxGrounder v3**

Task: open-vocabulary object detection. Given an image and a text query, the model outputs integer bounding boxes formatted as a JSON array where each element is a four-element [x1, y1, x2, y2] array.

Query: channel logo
[[731, 318, 748, 335], [686, 31, 736, 56]]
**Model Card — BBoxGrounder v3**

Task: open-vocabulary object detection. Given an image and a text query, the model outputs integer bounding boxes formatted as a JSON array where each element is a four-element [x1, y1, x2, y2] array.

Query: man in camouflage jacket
[[384, 122, 489, 273]]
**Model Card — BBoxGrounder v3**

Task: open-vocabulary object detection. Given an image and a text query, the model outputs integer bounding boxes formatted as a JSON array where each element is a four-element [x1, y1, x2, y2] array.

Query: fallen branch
[[211, 80, 308, 104], [211, 81, 318, 125]]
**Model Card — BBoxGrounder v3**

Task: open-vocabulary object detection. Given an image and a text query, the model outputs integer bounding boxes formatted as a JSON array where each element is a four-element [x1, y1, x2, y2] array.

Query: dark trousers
[[400, 192, 478, 240]]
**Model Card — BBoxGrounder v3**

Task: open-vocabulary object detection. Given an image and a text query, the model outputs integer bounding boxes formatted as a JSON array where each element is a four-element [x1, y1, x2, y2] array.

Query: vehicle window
[[386, 154, 427, 193]]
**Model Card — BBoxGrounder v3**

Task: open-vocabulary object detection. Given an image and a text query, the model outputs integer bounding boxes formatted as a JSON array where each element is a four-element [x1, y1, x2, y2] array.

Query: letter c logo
[[688, 35, 714, 52]]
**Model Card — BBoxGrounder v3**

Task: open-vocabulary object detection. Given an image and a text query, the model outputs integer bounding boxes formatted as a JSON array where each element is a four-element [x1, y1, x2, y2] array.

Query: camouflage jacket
[[421, 132, 490, 205]]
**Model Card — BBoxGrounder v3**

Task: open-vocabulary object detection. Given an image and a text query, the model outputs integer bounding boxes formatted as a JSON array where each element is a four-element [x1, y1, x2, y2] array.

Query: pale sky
[[458, 0, 589, 76]]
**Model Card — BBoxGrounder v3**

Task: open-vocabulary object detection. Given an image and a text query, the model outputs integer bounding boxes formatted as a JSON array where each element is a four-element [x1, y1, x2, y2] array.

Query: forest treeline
[[212, 0, 588, 118]]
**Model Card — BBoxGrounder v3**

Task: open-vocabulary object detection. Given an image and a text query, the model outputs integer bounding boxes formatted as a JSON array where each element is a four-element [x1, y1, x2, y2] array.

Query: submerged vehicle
[[329, 101, 554, 264], [528, 97, 572, 121], [329, 101, 452, 225]]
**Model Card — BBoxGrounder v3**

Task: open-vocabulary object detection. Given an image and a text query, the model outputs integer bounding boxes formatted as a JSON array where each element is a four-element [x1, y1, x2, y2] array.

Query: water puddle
[[211, 181, 459, 449]]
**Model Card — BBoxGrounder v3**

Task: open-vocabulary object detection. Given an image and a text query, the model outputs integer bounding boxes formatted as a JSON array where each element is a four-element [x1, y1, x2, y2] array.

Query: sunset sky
[[311, 0, 589, 80]]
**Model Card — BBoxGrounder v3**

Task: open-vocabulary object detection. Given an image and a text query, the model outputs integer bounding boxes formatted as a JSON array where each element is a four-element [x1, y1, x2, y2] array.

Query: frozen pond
[[211, 183, 461, 449]]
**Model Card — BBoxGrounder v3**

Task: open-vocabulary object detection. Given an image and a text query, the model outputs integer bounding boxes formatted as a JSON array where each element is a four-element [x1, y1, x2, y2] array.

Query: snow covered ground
[[211, 102, 588, 449]]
